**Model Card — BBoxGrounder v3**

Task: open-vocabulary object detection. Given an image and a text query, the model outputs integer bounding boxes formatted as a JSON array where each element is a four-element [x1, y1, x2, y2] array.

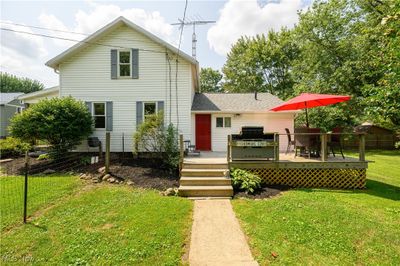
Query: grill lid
[[240, 126, 264, 139]]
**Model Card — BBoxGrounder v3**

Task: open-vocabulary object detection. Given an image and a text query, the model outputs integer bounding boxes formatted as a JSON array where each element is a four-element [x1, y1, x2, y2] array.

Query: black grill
[[231, 127, 278, 160], [232, 126, 274, 141]]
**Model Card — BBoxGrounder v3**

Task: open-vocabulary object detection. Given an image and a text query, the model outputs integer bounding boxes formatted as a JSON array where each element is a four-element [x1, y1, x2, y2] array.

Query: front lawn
[[232, 150, 400, 265], [1, 185, 193, 265]]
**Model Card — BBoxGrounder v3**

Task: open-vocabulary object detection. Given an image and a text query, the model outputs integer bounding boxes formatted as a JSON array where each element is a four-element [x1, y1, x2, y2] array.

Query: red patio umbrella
[[270, 93, 351, 127]]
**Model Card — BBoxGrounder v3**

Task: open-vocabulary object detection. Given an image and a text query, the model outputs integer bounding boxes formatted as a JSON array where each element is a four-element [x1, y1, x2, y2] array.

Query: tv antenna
[[171, 15, 215, 59]]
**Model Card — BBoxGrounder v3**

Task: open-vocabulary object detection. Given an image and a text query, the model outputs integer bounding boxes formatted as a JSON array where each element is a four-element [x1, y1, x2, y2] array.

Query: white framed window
[[143, 102, 157, 121], [93, 102, 106, 129], [216, 117, 231, 128], [118, 50, 131, 77]]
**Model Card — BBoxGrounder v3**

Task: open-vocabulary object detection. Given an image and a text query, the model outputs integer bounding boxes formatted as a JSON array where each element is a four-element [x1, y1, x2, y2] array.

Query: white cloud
[[207, 0, 303, 55], [38, 3, 176, 48], [0, 21, 47, 58]]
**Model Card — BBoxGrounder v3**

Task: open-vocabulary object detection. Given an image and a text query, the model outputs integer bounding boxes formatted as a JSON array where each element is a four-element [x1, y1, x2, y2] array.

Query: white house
[[29, 16, 295, 152]]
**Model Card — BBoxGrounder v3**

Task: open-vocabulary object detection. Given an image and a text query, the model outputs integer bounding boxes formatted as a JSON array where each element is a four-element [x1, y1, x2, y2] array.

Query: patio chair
[[294, 128, 311, 158], [294, 128, 320, 158], [328, 127, 345, 159], [285, 128, 295, 154], [184, 140, 200, 157]]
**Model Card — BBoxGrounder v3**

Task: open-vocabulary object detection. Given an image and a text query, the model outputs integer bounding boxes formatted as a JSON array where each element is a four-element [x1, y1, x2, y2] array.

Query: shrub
[[395, 141, 400, 149], [231, 168, 262, 194], [37, 153, 50, 161], [0, 137, 31, 158], [9, 97, 93, 159], [133, 112, 179, 172]]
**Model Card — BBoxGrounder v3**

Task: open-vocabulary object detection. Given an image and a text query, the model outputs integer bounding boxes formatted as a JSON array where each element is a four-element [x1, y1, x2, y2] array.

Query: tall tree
[[222, 29, 298, 99], [199, 68, 223, 92], [0, 72, 44, 93]]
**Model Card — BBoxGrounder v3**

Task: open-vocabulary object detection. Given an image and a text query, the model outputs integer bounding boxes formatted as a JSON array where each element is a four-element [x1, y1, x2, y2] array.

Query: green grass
[[1, 185, 192, 265], [232, 150, 400, 265], [0, 174, 82, 230]]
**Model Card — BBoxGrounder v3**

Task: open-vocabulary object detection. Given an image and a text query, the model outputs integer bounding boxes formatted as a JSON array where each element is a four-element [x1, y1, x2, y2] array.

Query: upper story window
[[143, 102, 157, 121], [118, 50, 131, 77], [93, 102, 106, 129], [216, 117, 231, 128]]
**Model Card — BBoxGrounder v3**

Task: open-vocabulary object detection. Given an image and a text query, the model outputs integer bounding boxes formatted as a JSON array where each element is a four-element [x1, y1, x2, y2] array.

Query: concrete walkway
[[189, 200, 258, 266]]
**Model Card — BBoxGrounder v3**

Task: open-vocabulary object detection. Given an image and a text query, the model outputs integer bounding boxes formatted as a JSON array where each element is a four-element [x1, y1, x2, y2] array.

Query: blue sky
[[1, 0, 310, 87]]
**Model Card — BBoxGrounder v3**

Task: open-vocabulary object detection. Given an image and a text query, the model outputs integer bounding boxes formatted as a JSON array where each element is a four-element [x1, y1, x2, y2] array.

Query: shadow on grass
[[364, 179, 400, 201], [296, 179, 400, 201]]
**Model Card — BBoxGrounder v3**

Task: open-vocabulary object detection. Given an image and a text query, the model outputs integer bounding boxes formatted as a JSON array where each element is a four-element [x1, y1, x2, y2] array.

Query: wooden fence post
[[179, 134, 184, 173], [227, 135, 231, 166], [275, 133, 280, 161], [320, 133, 328, 162], [359, 133, 366, 162], [105, 132, 110, 174]]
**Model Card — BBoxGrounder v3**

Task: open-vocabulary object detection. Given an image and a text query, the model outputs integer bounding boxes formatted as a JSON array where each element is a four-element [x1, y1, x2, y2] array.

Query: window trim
[[118, 50, 131, 78], [92, 102, 106, 130], [143, 101, 158, 122], [216, 117, 231, 128]]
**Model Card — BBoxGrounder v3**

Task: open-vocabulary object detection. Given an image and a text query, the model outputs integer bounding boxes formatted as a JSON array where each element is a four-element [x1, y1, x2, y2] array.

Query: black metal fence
[[0, 151, 104, 230]]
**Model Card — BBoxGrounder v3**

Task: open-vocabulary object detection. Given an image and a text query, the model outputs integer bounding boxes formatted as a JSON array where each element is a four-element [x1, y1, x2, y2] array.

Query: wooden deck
[[183, 151, 368, 189]]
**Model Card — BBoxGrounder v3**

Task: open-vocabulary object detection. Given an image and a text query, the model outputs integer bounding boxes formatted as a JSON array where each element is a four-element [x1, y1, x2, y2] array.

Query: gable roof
[[18, 86, 59, 100], [191, 92, 293, 113], [46, 16, 197, 69], [0, 93, 23, 106]]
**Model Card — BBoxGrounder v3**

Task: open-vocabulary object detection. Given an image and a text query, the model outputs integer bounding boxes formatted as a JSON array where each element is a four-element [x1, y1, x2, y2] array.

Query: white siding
[[59, 25, 193, 152], [208, 112, 294, 152]]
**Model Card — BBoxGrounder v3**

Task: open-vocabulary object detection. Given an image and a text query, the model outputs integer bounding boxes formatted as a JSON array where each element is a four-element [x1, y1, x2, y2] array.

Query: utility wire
[[0, 20, 166, 49], [0, 27, 166, 54]]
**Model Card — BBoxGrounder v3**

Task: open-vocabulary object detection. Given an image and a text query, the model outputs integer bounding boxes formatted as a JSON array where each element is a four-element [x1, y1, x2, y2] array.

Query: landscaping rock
[[98, 166, 106, 173], [79, 173, 87, 179], [102, 174, 111, 181], [108, 177, 116, 183], [43, 169, 55, 174], [164, 187, 178, 196], [127, 181, 134, 186]]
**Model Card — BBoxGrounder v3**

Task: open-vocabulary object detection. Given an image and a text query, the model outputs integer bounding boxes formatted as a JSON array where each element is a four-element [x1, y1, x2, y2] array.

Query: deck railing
[[278, 132, 367, 162], [226, 132, 367, 163]]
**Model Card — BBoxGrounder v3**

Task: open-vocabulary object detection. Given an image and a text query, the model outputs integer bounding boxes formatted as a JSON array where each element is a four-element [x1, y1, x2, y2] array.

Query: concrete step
[[178, 185, 233, 197], [181, 169, 229, 177], [183, 163, 228, 169], [180, 177, 232, 186]]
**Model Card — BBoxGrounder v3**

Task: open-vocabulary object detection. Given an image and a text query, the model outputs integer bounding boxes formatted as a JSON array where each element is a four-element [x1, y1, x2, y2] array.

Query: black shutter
[[136, 101, 143, 128], [132, 49, 139, 79], [111, 50, 118, 79]]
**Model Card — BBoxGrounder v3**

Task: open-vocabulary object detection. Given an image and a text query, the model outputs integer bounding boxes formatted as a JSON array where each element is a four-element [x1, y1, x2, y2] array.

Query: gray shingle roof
[[191, 93, 284, 112]]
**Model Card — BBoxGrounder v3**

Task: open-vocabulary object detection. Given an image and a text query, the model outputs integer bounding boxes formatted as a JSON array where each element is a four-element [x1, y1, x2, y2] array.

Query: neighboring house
[[18, 86, 59, 106], [32, 16, 295, 152], [0, 93, 24, 137]]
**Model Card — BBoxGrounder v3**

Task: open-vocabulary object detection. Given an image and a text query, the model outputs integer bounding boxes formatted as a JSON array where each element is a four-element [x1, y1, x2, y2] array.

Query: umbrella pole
[[305, 103, 309, 128]]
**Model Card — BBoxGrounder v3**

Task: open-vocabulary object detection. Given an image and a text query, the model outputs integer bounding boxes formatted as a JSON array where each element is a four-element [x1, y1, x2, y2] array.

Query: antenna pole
[[171, 19, 216, 59]]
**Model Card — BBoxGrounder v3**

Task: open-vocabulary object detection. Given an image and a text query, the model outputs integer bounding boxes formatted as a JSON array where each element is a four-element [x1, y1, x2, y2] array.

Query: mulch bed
[[0, 155, 178, 191], [105, 158, 179, 190], [234, 185, 291, 199]]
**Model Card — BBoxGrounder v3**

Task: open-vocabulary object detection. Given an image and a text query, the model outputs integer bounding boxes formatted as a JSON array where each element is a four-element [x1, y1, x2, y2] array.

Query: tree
[[9, 97, 93, 157], [222, 29, 298, 99], [0, 72, 45, 93], [199, 68, 223, 92]]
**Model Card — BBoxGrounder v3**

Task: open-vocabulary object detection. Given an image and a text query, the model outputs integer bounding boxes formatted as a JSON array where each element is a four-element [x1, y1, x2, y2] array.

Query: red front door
[[195, 114, 211, 151]]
